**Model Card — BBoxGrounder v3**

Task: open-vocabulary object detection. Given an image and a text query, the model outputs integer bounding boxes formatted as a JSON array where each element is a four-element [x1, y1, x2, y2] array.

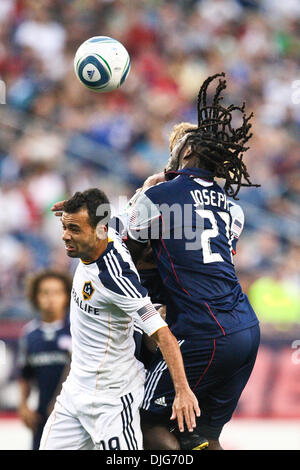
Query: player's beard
[[65, 237, 96, 260], [64, 240, 84, 258], [65, 244, 78, 257]]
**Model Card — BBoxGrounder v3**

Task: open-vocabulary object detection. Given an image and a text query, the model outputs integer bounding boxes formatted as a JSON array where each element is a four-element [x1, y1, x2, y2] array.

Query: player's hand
[[19, 404, 41, 431], [51, 200, 66, 217], [141, 172, 165, 191], [170, 387, 200, 433]]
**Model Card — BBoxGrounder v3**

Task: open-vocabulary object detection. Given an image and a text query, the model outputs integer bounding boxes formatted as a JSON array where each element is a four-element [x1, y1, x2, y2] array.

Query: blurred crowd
[[0, 0, 299, 324]]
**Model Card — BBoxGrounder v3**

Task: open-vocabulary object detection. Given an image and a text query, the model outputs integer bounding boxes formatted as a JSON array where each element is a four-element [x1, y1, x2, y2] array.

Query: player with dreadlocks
[[125, 73, 261, 450], [165, 72, 259, 198]]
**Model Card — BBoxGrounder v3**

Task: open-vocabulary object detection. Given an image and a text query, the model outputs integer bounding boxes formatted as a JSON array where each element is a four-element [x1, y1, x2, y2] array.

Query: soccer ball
[[73, 36, 130, 93]]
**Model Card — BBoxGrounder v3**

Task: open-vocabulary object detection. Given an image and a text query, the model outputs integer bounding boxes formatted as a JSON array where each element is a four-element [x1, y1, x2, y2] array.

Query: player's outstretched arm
[[150, 326, 200, 433], [140, 172, 165, 191]]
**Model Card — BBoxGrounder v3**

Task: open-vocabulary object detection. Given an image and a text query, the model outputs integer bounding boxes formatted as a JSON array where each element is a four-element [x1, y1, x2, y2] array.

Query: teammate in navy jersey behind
[[17, 271, 72, 450], [126, 73, 261, 450]]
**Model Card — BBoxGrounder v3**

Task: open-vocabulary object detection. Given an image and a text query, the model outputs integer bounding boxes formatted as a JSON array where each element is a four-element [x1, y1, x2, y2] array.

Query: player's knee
[[143, 425, 180, 450]]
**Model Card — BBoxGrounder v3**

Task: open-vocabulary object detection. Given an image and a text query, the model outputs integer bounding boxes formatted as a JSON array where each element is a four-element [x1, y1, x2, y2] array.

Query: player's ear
[[96, 224, 108, 240]]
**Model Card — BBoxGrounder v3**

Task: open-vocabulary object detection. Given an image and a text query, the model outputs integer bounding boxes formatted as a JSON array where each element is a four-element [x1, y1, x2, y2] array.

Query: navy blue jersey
[[17, 316, 71, 417], [128, 168, 258, 339]]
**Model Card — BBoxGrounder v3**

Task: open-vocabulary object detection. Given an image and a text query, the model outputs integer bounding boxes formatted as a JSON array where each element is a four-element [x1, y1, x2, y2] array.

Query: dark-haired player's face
[[61, 208, 98, 260], [37, 278, 68, 320]]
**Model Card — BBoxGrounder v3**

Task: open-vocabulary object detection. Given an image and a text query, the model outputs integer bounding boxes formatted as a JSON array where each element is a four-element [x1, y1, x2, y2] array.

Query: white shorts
[[39, 378, 144, 450]]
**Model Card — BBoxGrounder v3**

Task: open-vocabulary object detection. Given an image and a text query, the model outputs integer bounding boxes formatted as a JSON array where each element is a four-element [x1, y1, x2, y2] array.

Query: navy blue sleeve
[[17, 335, 35, 380]]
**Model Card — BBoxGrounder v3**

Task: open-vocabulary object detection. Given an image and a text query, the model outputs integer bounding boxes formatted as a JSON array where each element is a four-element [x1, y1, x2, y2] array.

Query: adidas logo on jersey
[[154, 396, 167, 407]]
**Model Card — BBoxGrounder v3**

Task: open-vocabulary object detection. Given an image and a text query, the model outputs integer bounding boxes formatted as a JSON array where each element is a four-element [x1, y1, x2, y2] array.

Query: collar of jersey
[[80, 238, 114, 266], [165, 167, 214, 181], [41, 319, 64, 332]]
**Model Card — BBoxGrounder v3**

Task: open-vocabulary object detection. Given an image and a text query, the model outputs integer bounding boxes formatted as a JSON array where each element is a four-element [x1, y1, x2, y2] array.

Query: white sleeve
[[112, 191, 143, 240], [107, 290, 167, 337], [98, 241, 166, 335], [127, 192, 161, 243], [229, 202, 244, 238], [228, 202, 244, 254]]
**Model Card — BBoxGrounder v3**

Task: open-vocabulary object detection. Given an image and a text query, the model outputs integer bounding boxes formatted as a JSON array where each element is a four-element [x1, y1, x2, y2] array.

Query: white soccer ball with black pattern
[[74, 36, 130, 93]]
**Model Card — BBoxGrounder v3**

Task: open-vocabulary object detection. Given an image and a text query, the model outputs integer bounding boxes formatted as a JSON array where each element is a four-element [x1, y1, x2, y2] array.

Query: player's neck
[[80, 238, 108, 264], [178, 153, 201, 169]]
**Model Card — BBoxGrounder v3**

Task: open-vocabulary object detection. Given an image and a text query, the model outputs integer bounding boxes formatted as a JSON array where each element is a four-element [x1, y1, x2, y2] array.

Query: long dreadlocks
[[166, 73, 260, 200]]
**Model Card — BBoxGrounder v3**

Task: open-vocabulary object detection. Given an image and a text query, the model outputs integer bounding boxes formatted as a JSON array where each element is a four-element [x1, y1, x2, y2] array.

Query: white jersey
[[68, 229, 167, 397]]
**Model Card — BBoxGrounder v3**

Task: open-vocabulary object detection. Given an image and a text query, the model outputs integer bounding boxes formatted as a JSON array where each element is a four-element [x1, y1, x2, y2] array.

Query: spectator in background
[[0, 0, 299, 322], [14, 1, 67, 81], [17, 270, 72, 450]]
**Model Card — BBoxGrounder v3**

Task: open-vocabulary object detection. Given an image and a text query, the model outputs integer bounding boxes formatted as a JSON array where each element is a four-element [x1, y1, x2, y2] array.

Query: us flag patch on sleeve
[[137, 304, 158, 322]]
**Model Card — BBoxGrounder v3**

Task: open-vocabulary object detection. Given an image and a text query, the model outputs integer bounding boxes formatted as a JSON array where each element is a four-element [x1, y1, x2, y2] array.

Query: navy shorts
[[141, 324, 260, 439]]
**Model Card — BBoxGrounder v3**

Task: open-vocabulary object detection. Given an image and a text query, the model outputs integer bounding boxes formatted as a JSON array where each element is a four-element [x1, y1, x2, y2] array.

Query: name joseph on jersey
[[190, 188, 229, 209]]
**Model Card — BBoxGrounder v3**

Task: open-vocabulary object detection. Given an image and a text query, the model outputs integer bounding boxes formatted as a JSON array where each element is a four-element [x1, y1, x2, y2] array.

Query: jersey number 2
[[196, 209, 232, 264]]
